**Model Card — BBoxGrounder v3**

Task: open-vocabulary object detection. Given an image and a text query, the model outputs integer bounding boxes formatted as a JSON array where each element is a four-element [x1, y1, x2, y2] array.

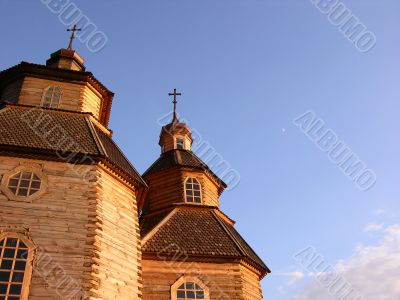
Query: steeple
[[140, 91, 270, 294], [159, 89, 193, 153], [45, 25, 85, 71], [141, 89, 227, 214], [0, 28, 114, 127], [169, 88, 181, 123], [67, 24, 81, 50]]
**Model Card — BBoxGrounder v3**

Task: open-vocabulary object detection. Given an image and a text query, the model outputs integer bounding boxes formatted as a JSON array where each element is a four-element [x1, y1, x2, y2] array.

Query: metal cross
[[67, 25, 81, 50], [168, 88, 182, 122]]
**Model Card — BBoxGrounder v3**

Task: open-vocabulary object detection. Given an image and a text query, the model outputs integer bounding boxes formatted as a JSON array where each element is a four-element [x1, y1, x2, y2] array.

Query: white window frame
[[41, 86, 62, 108], [0, 165, 47, 202], [171, 276, 210, 300], [0, 232, 35, 300], [184, 177, 202, 204]]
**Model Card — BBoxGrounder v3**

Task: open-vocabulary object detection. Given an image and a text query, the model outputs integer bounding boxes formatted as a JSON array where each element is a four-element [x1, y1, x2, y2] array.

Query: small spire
[[168, 88, 182, 123], [67, 25, 82, 50]]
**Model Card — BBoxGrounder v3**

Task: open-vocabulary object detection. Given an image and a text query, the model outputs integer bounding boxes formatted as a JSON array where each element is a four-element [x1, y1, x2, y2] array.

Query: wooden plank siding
[[142, 260, 244, 300], [17, 76, 104, 120], [0, 78, 23, 103], [240, 264, 264, 300], [0, 156, 142, 300], [144, 169, 220, 214], [142, 260, 264, 299], [91, 168, 142, 299]]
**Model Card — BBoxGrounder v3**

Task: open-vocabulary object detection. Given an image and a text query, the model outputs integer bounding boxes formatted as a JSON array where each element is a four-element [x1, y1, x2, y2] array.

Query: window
[[171, 277, 209, 300], [185, 178, 202, 204], [7, 172, 41, 197], [41, 86, 62, 108], [176, 138, 185, 150], [0, 234, 34, 300], [1, 166, 47, 202], [177, 282, 205, 299]]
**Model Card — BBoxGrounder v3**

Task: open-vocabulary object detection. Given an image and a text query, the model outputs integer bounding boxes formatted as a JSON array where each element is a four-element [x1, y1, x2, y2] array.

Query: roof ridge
[[211, 210, 248, 257], [142, 155, 163, 176], [212, 210, 270, 275], [96, 127, 147, 187], [141, 208, 178, 245], [175, 149, 182, 164], [85, 118, 107, 156]]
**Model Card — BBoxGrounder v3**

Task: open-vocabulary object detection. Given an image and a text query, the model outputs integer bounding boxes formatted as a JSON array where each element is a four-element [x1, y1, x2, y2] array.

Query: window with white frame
[[176, 282, 205, 299], [171, 277, 209, 300], [185, 178, 202, 204], [41, 86, 62, 108], [0, 234, 34, 300]]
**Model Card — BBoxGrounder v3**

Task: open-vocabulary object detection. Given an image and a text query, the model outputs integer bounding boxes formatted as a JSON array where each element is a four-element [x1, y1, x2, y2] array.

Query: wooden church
[[0, 31, 270, 300]]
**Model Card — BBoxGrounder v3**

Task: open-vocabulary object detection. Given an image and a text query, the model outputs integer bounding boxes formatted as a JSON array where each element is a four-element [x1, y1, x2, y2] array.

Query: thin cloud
[[280, 271, 306, 287], [364, 223, 384, 232], [294, 224, 400, 300]]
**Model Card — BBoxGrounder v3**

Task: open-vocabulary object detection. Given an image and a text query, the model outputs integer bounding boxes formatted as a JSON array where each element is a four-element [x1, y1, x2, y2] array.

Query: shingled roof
[[140, 205, 270, 277], [0, 103, 146, 188], [143, 149, 227, 188]]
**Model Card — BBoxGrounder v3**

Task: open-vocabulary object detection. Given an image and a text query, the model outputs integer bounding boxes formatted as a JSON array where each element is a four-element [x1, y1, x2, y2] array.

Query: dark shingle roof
[[140, 210, 173, 237], [143, 149, 227, 188], [0, 104, 146, 187], [140, 206, 270, 277]]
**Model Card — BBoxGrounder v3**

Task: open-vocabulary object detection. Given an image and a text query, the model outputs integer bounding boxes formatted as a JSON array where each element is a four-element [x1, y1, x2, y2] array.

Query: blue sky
[[1, 1, 400, 299]]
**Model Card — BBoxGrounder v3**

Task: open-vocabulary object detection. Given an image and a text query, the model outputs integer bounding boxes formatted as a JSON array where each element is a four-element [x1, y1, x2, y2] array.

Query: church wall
[[91, 168, 142, 299], [181, 170, 220, 207], [0, 78, 23, 103], [17, 76, 104, 120], [0, 156, 97, 299], [81, 84, 103, 120], [144, 168, 184, 213], [19, 76, 83, 111], [141, 259, 247, 300], [159, 134, 175, 153], [144, 169, 220, 213], [160, 134, 192, 152], [0, 157, 143, 300], [240, 264, 264, 300]]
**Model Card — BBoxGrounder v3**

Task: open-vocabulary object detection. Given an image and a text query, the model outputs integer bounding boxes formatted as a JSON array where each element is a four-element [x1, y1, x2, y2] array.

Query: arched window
[[185, 178, 202, 204], [41, 86, 62, 108], [171, 277, 209, 300], [0, 233, 34, 300]]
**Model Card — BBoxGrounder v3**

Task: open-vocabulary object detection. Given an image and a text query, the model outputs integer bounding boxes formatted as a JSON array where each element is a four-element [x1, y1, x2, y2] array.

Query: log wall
[[141, 259, 264, 300], [0, 79, 23, 103], [17, 76, 104, 120], [141, 259, 244, 300], [144, 169, 219, 214], [0, 156, 142, 300]]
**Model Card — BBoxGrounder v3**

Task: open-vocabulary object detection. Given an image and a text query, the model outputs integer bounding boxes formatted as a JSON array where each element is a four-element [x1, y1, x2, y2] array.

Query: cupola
[[0, 25, 114, 128], [46, 48, 85, 71], [140, 89, 227, 214], [46, 25, 85, 71], [159, 89, 193, 152]]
